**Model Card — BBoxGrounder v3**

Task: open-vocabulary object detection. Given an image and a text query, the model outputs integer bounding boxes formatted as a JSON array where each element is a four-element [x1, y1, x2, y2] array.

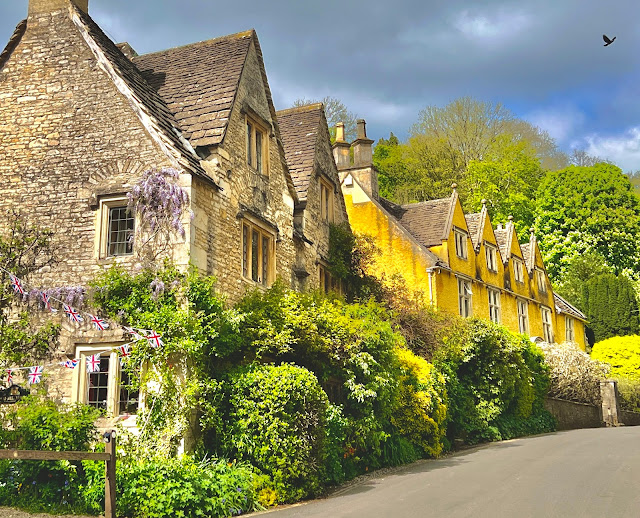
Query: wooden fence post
[[104, 430, 116, 518]]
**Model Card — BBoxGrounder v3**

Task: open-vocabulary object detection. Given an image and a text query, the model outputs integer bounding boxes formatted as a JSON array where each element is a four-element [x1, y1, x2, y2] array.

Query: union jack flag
[[90, 315, 109, 331], [9, 275, 24, 295], [86, 354, 101, 373], [41, 292, 57, 313], [123, 326, 143, 341], [28, 366, 43, 385], [118, 344, 130, 366], [62, 359, 78, 369], [6, 369, 12, 386], [145, 331, 163, 348], [63, 304, 83, 324]]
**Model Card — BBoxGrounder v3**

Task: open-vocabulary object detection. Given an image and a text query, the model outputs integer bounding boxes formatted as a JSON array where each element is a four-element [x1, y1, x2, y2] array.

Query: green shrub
[[616, 377, 640, 412], [434, 319, 553, 444], [206, 364, 328, 503], [591, 335, 640, 382]]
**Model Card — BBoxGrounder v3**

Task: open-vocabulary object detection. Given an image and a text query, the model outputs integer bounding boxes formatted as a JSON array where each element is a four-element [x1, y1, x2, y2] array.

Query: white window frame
[[246, 115, 269, 175], [536, 268, 547, 293], [454, 229, 468, 260], [242, 219, 275, 286], [71, 344, 138, 418], [488, 288, 501, 324], [542, 306, 554, 343], [565, 316, 575, 342], [457, 277, 473, 317], [517, 298, 529, 334], [320, 178, 335, 223], [485, 244, 498, 273], [97, 196, 135, 259], [513, 258, 524, 284]]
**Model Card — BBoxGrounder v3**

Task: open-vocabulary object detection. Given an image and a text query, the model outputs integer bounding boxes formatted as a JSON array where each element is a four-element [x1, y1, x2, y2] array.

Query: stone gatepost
[[600, 380, 620, 427]]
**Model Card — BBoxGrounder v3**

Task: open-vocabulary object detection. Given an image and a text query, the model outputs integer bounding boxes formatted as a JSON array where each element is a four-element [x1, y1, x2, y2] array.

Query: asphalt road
[[263, 427, 640, 518]]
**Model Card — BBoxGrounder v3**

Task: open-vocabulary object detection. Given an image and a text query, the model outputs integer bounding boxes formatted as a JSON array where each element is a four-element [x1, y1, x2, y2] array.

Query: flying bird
[[603, 34, 616, 46]]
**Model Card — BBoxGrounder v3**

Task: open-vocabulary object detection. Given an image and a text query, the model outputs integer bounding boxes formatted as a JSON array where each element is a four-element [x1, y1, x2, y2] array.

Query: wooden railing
[[0, 430, 116, 518]]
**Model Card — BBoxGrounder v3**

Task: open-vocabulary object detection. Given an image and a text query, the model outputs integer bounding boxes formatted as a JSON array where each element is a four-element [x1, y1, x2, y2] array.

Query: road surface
[[264, 427, 640, 518]]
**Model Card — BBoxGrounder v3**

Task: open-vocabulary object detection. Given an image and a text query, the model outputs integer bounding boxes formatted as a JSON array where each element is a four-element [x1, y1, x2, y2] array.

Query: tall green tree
[[534, 163, 640, 279], [581, 273, 640, 342], [552, 251, 611, 310]]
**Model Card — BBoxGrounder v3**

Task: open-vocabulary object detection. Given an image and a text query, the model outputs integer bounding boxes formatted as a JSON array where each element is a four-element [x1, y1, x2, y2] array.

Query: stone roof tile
[[465, 213, 482, 248], [381, 197, 454, 248], [554, 293, 587, 321]]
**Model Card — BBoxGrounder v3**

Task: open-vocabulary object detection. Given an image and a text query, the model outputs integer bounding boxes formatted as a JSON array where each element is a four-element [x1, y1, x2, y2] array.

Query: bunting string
[[0, 266, 165, 386]]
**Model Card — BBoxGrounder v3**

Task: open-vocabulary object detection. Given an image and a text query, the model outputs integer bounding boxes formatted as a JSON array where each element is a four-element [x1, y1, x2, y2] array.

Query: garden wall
[[544, 398, 602, 430]]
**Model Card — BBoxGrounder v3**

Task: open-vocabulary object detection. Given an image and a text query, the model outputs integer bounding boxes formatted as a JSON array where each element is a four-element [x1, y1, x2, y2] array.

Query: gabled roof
[[465, 213, 482, 249], [554, 293, 587, 321], [277, 103, 324, 202], [379, 194, 457, 249], [493, 227, 509, 262], [133, 31, 253, 149], [0, 19, 26, 71], [69, 6, 214, 184], [520, 242, 537, 272]]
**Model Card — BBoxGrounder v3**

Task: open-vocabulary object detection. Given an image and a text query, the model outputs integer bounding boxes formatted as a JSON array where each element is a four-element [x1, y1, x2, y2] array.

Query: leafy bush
[[435, 319, 553, 444], [206, 364, 328, 503], [591, 335, 640, 382], [616, 377, 640, 413], [0, 395, 100, 514], [391, 348, 447, 457], [539, 341, 610, 405]]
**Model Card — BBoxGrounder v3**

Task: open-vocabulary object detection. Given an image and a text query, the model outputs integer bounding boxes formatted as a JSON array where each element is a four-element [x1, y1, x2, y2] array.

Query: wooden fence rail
[[0, 430, 116, 518]]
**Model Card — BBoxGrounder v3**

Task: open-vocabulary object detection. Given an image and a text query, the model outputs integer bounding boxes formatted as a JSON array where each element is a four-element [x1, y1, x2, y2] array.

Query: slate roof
[[378, 196, 455, 249], [70, 6, 213, 184], [277, 104, 324, 202], [465, 213, 482, 248], [554, 293, 587, 321], [493, 227, 510, 262], [133, 31, 253, 149]]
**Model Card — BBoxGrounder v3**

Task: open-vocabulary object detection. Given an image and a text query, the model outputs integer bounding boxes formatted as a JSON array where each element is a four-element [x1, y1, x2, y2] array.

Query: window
[[72, 345, 138, 417], [242, 221, 274, 286], [541, 306, 554, 343], [320, 179, 334, 223], [488, 288, 501, 323], [454, 230, 468, 260], [536, 269, 547, 293], [517, 299, 529, 334], [246, 117, 268, 175], [458, 277, 472, 317], [565, 316, 575, 342], [513, 258, 524, 283], [98, 197, 134, 258], [319, 264, 342, 294], [485, 244, 498, 272]]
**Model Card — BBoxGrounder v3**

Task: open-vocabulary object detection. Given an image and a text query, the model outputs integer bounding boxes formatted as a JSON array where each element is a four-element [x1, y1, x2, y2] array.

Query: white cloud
[[453, 8, 531, 40], [580, 127, 640, 173], [526, 107, 585, 143]]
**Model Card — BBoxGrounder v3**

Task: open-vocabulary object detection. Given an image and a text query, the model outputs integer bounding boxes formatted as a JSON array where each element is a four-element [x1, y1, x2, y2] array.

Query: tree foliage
[[591, 335, 640, 382], [534, 163, 640, 279]]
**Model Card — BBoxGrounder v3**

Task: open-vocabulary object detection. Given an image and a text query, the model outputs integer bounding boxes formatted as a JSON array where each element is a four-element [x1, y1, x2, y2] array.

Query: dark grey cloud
[[2, 0, 640, 169]]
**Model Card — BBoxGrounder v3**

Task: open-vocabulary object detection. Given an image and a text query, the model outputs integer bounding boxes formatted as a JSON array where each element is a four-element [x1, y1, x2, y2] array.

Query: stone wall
[[619, 410, 640, 426], [544, 398, 603, 430]]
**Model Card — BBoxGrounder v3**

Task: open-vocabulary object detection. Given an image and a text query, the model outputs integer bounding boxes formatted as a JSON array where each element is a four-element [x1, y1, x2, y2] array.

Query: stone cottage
[[0, 0, 327, 424]]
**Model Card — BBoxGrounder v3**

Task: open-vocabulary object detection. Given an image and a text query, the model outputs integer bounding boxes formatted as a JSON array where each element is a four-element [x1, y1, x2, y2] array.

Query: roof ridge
[[136, 29, 255, 58], [277, 103, 324, 116], [399, 196, 450, 209], [0, 19, 27, 71]]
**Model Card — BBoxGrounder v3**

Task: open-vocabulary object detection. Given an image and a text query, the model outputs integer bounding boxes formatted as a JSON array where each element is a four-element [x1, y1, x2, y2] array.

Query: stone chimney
[[29, 0, 89, 15], [352, 119, 374, 167], [332, 122, 351, 170]]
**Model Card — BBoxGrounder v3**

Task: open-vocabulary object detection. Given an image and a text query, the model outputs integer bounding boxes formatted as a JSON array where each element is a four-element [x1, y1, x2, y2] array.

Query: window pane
[[256, 130, 263, 174], [242, 224, 248, 278], [262, 234, 269, 286], [247, 122, 253, 166], [107, 206, 134, 257], [251, 229, 259, 282], [88, 357, 110, 409], [119, 368, 139, 415]]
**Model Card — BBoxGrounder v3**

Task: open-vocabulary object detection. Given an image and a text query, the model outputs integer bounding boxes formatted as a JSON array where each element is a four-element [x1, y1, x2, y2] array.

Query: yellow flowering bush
[[391, 348, 447, 457]]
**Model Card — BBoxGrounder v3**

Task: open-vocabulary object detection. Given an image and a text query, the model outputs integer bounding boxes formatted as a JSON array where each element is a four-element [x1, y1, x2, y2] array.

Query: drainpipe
[[426, 268, 435, 306]]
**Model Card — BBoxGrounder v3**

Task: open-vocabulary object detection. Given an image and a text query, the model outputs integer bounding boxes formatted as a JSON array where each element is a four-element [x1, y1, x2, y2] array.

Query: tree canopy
[[293, 96, 358, 142], [534, 163, 640, 279]]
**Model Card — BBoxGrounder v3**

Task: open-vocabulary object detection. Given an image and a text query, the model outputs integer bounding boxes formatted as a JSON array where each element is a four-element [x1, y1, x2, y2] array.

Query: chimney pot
[[335, 122, 346, 143], [356, 119, 367, 140]]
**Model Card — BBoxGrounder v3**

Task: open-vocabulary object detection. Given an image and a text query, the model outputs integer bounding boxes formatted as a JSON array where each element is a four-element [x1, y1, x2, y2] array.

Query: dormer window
[[536, 268, 547, 293], [513, 258, 524, 283], [485, 244, 498, 272], [454, 229, 468, 260], [246, 116, 268, 175]]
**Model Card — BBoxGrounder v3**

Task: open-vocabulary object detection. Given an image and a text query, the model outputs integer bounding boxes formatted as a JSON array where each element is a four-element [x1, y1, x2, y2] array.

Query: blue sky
[[2, 0, 639, 171]]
